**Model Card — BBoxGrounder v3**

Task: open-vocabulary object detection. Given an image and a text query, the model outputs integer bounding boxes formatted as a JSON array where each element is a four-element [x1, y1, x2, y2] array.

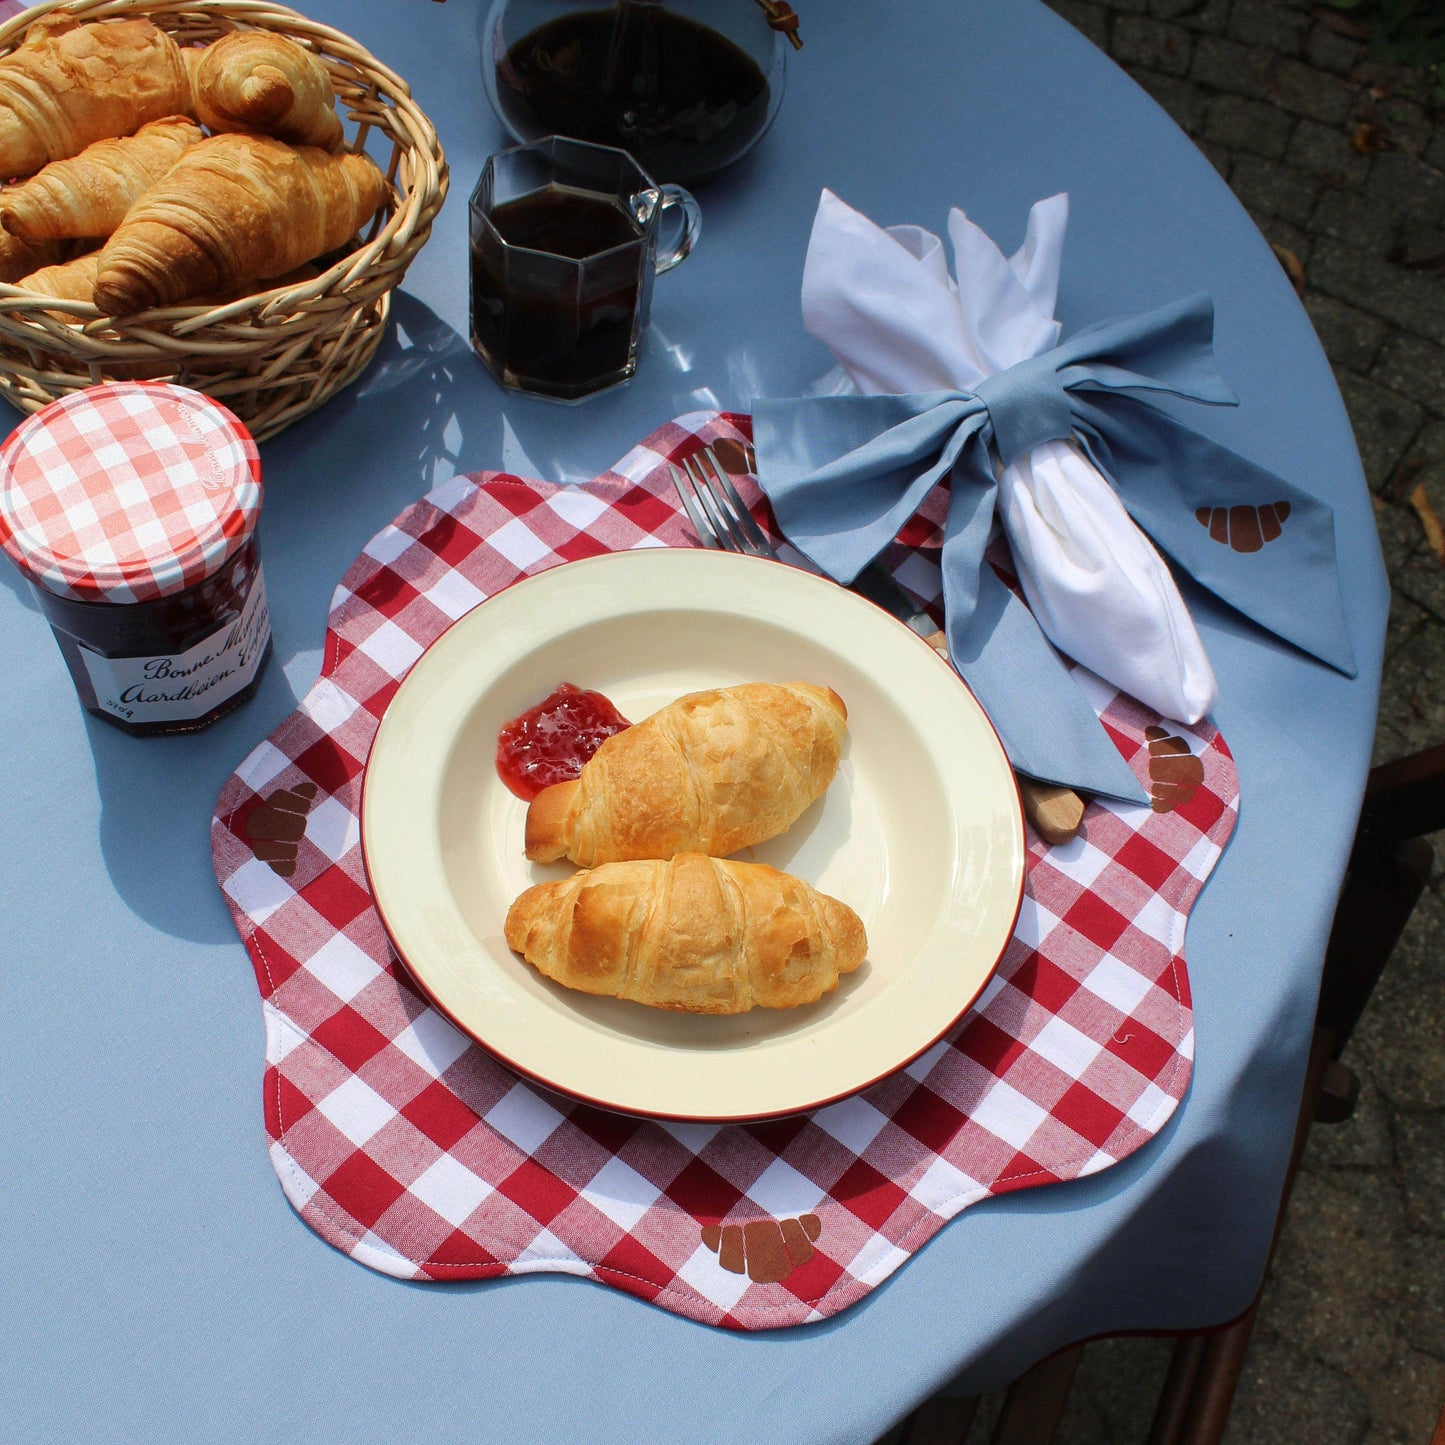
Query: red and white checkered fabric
[[211, 412, 1238, 1330], [0, 382, 261, 603]]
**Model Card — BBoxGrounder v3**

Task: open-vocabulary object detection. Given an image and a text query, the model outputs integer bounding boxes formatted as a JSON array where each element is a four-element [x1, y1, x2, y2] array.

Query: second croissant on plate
[[506, 852, 867, 1014], [524, 681, 847, 866]]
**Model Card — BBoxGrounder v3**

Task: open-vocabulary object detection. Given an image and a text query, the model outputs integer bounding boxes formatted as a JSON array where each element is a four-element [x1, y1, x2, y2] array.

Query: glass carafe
[[482, 0, 793, 186]]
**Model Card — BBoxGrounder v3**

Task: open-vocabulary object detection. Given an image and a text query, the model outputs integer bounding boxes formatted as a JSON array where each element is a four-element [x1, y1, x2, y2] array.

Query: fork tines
[[670, 447, 777, 560], [669, 462, 720, 551]]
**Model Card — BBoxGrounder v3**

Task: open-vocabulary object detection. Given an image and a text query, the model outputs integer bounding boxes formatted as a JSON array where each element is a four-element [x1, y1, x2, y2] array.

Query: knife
[[849, 560, 1087, 845]]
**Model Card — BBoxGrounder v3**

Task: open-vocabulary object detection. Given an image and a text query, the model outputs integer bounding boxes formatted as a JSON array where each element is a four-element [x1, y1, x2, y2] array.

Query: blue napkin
[[752, 195, 1353, 804]]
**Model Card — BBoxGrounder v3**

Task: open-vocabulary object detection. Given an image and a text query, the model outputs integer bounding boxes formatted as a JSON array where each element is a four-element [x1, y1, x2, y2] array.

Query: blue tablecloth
[[3, 1, 1386, 1440]]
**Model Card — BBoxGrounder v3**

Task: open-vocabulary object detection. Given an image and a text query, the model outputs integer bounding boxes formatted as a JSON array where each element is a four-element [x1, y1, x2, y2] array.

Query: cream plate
[[361, 548, 1025, 1121]]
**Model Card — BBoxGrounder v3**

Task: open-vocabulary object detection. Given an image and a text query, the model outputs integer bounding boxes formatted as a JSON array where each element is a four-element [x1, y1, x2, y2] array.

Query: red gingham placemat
[[211, 412, 1238, 1330]]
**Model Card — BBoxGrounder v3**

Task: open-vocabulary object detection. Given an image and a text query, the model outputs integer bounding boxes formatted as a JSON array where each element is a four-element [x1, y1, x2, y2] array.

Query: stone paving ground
[[892, 1, 1445, 1440]]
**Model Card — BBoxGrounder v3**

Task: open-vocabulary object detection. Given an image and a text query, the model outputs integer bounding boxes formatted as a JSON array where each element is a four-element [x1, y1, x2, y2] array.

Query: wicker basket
[[0, 0, 448, 441]]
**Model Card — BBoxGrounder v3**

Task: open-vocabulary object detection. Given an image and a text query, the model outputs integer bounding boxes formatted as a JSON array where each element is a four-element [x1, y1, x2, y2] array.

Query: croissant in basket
[[0, 229, 69, 285], [0, 115, 203, 242], [91, 132, 386, 314], [525, 682, 847, 866], [186, 30, 344, 151], [14, 250, 99, 304], [505, 853, 867, 1014], [0, 15, 192, 179], [0, 0, 446, 442]]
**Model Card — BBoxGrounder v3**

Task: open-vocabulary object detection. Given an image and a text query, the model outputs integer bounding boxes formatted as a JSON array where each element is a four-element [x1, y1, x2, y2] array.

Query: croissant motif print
[[702, 1215, 823, 1283], [245, 781, 319, 877], [1194, 502, 1292, 554], [1145, 728, 1204, 813]]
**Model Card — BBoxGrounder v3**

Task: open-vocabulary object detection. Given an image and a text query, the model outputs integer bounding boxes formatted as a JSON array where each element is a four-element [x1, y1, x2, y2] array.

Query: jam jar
[[0, 382, 272, 737]]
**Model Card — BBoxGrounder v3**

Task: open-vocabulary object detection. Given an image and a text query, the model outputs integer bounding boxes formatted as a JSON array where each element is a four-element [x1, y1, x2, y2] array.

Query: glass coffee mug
[[469, 136, 702, 400]]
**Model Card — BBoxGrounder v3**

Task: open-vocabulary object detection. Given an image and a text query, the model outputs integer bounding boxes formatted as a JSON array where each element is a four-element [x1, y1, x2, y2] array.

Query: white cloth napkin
[[800, 189, 1217, 725]]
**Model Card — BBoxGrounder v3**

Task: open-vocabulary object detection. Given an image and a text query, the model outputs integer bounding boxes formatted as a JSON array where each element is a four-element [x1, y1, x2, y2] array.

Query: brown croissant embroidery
[[1195, 502, 1291, 553], [1145, 727, 1203, 813], [701, 1214, 822, 1284], [244, 781, 319, 876]]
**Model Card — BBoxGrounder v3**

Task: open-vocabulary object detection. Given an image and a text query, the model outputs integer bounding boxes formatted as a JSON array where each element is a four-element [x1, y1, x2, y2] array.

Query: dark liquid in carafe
[[493, 6, 771, 185], [471, 186, 646, 397]]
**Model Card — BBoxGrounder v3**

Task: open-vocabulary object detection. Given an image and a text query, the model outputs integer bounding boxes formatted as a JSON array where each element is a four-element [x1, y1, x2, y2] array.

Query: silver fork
[[671, 443, 792, 565], [669, 442, 1086, 844]]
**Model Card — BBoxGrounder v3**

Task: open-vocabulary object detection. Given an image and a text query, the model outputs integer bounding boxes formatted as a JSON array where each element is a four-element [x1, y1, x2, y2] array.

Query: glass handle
[[654, 184, 701, 275]]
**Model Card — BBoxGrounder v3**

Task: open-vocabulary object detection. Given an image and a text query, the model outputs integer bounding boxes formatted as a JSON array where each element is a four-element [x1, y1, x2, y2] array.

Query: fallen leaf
[[1386, 454, 1426, 504], [1352, 122, 1390, 154], [1397, 454, 1425, 488], [1270, 244, 1307, 296], [1312, 8, 1372, 41], [1409, 482, 1445, 564]]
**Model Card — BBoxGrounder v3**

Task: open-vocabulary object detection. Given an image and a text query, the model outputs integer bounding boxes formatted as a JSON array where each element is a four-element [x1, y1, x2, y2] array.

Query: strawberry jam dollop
[[495, 682, 631, 800]]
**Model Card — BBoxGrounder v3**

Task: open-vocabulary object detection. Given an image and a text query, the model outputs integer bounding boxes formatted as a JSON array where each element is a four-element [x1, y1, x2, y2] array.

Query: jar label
[[76, 569, 271, 726]]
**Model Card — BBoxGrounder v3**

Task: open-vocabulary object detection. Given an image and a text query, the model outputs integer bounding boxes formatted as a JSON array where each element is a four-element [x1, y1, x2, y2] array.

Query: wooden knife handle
[[919, 629, 1086, 845], [1017, 778, 1087, 846]]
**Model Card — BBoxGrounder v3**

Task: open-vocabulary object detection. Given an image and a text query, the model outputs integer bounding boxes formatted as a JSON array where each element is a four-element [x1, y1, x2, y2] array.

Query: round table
[[3, 1, 1387, 1440]]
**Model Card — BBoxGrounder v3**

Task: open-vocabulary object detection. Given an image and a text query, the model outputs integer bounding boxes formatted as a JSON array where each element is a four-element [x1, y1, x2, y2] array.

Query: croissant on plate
[[505, 853, 867, 1014], [0, 16, 192, 179], [525, 682, 847, 866], [186, 31, 344, 151], [0, 115, 202, 242], [91, 133, 385, 314]]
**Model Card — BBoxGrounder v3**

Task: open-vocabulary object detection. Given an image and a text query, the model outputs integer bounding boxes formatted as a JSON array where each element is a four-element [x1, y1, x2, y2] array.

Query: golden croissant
[[186, 31, 343, 151], [15, 249, 98, 304], [505, 853, 867, 1013], [0, 115, 202, 242], [0, 229, 69, 285], [14, 255, 325, 316], [92, 133, 385, 314], [524, 682, 847, 866], [0, 16, 192, 179]]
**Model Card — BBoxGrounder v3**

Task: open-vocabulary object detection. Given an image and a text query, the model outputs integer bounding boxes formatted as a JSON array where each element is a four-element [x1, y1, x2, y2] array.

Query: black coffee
[[487, 185, 642, 257], [493, 5, 771, 186], [471, 185, 647, 398]]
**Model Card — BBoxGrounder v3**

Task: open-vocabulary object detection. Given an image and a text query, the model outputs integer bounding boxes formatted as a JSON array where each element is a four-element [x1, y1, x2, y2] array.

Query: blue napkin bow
[[753, 293, 1355, 805]]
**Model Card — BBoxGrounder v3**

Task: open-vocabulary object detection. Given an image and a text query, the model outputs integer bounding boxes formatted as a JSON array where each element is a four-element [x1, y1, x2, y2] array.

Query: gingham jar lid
[[0, 382, 262, 605]]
